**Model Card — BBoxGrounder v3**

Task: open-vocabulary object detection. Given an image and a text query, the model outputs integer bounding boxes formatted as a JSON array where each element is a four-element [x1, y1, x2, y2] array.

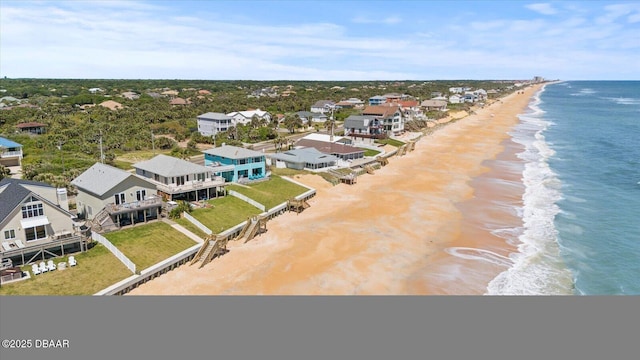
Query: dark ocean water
[[487, 81, 640, 295]]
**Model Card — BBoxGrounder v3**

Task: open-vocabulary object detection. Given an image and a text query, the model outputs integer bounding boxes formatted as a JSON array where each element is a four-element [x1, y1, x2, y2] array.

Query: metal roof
[[202, 145, 264, 160], [71, 162, 146, 197], [0, 136, 22, 148]]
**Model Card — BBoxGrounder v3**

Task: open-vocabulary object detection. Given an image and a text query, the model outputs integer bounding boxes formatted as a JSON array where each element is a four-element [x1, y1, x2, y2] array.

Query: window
[[114, 193, 125, 205], [136, 190, 146, 201], [4, 229, 16, 240], [21, 203, 44, 218], [254, 157, 263, 163], [239, 158, 247, 165], [25, 225, 47, 242]]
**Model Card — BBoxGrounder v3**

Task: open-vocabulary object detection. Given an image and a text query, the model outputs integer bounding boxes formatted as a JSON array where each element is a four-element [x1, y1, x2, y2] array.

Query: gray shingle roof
[[0, 179, 55, 223], [71, 162, 135, 197], [269, 148, 338, 165], [202, 145, 264, 160], [344, 115, 374, 130], [133, 154, 212, 178]]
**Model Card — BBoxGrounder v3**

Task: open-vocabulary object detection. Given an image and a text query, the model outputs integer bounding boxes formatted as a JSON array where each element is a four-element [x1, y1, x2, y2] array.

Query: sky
[[1, 0, 639, 80]]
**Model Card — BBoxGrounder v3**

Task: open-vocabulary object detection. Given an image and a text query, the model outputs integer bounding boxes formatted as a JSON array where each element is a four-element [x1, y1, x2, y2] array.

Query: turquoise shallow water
[[486, 81, 640, 295]]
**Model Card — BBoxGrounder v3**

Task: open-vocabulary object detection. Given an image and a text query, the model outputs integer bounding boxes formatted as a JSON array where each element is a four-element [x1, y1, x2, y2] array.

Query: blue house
[[202, 145, 266, 183]]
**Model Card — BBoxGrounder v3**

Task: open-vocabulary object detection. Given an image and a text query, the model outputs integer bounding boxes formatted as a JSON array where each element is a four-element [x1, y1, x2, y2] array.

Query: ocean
[[487, 81, 640, 295]]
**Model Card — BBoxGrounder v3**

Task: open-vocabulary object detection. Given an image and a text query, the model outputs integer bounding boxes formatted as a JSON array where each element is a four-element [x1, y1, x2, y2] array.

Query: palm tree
[[325, 117, 337, 141], [283, 113, 303, 134]]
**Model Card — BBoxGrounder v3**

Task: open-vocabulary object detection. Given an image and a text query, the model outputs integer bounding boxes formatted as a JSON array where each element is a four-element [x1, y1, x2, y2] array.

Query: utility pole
[[99, 130, 105, 164], [57, 140, 65, 174]]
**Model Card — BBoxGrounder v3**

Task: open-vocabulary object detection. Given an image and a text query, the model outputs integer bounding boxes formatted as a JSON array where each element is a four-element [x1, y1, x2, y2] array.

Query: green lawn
[[374, 138, 405, 147], [362, 148, 381, 157], [0, 244, 131, 296], [187, 196, 263, 234], [174, 217, 209, 239], [105, 222, 198, 270], [226, 175, 309, 209]]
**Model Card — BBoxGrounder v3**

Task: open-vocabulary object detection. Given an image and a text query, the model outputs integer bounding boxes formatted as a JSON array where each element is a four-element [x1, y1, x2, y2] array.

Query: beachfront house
[[421, 100, 448, 112], [71, 163, 162, 230], [294, 138, 364, 161], [0, 178, 86, 266], [448, 94, 463, 104], [197, 112, 233, 137], [268, 147, 339, 170], [362, 105, 404, 135], [202, 145, 267, 183], [344, 115, 385, 139], [133, 154, 226, 202]]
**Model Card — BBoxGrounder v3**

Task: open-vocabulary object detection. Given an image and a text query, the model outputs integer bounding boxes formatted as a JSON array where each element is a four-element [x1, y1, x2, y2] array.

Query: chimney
[[56, 188, 69, 211]]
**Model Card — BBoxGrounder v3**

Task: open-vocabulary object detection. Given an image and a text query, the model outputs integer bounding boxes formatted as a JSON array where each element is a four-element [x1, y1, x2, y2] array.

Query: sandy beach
[[129, 84, 543, 295]]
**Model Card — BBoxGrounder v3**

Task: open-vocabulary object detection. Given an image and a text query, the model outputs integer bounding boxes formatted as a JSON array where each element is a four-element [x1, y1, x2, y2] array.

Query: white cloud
[[352, 14, 402, 25], [525, 3, 558, 15]]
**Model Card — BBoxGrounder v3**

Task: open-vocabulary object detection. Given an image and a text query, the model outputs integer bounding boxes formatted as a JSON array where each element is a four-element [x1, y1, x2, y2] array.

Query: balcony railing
[[0, 150, 22, 158], [107, 196, 163, 214], [156, 176, 225, 194]]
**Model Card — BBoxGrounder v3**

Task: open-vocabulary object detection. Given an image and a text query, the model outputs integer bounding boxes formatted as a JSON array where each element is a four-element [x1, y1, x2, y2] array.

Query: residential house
[[197, 112, 233, 137], [161, 89, 179, 97], [203, 145, 267, 183], [198, 89, 211, 95], [336, 98, 364, 109], [294, 139, 364, 161], [133, 154, 226, 201], [368, 95, 387, 106], [16, 122, 47, 135], [362, 105, 404, 135], [88, 88, 104, 94], [71, 163, 162, 229], [397, 100, 422, 120], [169, 97, 191, 106], [0, 178, 85, 266], [449, 87, 464, 94], [300, 133, 351, 145], [121, 91, 140, 100], [344, 115, 384, 138], [448, 94, 463, 104], [269, 148, 338, 170], [0, 137, 23, 167], [310, 100, 336, 114], [474, 89, 488, 101], [421, 100, 448, 112], [296, 111, 328, 124], [226, 109, 271, 126], [463, 92, 477, 103], [99, 100, 124, 110]]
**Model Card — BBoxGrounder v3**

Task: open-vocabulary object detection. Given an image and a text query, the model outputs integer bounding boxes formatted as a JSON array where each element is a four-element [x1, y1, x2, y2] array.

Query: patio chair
[[39, 261, 48, 273], [68, 256, 77, 267], [47, 259, 56, 271], [32, 263, 41, 275], [15, 240, 26, 248]]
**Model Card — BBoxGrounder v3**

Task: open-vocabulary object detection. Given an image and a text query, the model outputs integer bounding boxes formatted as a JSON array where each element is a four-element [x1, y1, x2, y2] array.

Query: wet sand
[[130, 84, 542, 295]]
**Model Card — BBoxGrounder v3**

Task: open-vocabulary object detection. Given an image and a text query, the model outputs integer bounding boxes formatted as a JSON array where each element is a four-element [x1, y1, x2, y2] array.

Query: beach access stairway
[[238, 216, 266, 243], [190, 236, 228, 269]]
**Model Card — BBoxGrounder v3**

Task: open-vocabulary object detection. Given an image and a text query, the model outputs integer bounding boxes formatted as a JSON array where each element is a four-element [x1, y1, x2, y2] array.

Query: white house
[[448, 94, 463, 104], [310, 100, 336, 114], [197, 112, 233, 137], [226, 109, 271, 126]]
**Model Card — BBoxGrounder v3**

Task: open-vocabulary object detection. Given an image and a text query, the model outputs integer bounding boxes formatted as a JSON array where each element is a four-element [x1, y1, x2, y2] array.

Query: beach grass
[[188, 196, 263, 234], [0, 244, 131, 295], [104, 222, 197, 270], [226, 175, 309, 209]]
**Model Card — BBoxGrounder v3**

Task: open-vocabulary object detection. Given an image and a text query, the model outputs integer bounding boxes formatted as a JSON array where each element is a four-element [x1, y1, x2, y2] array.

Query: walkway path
[[162, 218, 204, 244]]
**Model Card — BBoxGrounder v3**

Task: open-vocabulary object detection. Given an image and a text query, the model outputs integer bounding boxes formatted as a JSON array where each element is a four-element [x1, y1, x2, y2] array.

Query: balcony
[[0, 150, 22, 158], [155, 176, 226, 195], [106, 195, 163, 215]]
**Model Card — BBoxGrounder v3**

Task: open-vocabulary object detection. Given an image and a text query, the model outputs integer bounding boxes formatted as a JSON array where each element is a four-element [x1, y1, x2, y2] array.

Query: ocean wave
[[486, 88, 574, 295], [570, 88, 596, 96], [601, 97, 640, 105]]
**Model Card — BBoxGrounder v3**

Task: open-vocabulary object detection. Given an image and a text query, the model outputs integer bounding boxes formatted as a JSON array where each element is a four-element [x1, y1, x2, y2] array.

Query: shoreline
[[129, 84, 544, 295]]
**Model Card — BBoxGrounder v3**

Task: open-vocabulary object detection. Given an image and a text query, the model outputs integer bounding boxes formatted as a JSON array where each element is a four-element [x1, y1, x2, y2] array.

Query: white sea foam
[[602, 97, 640, 105], [486, 87, 574, 295], [570, 88, 596, 96]]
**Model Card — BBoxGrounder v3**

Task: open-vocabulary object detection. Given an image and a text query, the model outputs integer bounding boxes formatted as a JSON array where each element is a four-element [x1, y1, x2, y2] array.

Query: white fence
[[182, 212, 213, 235], [228, 190, 266, 211], [91, 231, 137, 274]]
